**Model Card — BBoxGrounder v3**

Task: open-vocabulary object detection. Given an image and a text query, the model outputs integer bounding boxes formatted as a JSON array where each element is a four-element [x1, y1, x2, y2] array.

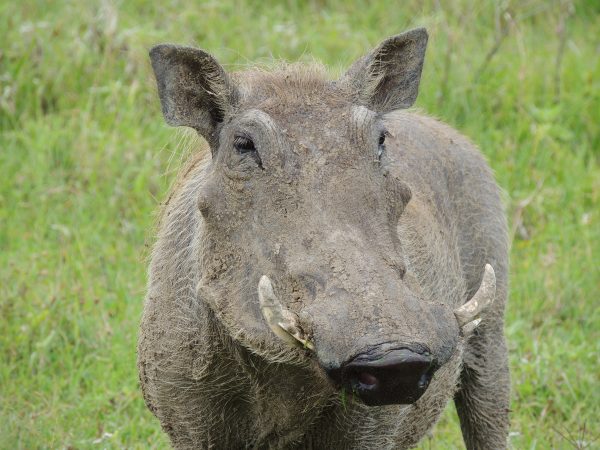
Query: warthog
[[138, 28, 510, 449]]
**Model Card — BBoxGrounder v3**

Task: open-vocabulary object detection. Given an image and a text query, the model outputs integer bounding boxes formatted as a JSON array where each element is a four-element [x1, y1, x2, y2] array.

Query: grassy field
[[1, 0, 598, 448]]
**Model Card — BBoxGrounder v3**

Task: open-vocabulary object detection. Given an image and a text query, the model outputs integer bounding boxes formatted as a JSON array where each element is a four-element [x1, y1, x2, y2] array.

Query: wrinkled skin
[[138, 28, 510, 449]]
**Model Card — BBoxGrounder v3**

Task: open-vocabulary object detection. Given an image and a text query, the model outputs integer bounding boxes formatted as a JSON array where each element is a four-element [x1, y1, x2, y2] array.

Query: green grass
[[1, 0, 598, 448]]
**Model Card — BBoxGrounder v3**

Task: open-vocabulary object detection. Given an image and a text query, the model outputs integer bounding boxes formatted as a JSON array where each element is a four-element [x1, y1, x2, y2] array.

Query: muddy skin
[[138, 28, 510, 449]]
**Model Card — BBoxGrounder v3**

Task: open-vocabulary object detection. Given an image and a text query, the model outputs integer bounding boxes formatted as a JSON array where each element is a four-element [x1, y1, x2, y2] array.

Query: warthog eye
[[377, 131, 387, 161], [234, 136, 255, 153], [234, 135, 263, 169]]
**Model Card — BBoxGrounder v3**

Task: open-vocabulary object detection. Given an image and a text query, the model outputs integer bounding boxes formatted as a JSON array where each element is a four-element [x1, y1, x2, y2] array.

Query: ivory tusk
[[258, 275, 314, 350], [454, 264, 496, 328], [461, 318, 482, 335]]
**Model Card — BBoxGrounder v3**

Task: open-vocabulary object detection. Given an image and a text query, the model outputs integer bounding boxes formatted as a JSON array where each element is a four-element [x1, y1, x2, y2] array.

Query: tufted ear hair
[[149, 44, 237, 150], [341, 28, 428, 113]]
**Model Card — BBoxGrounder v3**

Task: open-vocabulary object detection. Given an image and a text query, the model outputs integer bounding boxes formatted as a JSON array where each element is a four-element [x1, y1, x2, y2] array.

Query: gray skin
[[138, 28, 510, 449]]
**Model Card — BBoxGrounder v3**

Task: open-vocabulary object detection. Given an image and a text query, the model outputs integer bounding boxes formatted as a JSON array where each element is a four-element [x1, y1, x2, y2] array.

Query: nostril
[[339, 348, 437, 406], [357, 372, 378, 388]]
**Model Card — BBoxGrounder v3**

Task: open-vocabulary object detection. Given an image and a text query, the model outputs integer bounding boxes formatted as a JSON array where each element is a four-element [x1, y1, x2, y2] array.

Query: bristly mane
[[233, 62, 349, 105]]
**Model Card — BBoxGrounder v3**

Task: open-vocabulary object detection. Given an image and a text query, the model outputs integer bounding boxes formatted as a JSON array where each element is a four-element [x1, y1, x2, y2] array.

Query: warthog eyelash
[[234, 135, 256, 153], [234, 135, 263, 169]]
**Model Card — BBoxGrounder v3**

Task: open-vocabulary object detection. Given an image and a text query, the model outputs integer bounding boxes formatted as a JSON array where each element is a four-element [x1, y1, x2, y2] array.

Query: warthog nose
[[339, 348, 436, 406]]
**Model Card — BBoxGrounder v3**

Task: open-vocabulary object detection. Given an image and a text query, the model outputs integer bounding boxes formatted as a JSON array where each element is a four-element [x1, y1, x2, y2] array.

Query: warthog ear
[[342, 28, 428, 112], [149, 44, 237, 149]]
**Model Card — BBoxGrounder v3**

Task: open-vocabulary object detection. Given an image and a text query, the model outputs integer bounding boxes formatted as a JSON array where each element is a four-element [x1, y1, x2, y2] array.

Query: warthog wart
[[138, 28, 510, 449]]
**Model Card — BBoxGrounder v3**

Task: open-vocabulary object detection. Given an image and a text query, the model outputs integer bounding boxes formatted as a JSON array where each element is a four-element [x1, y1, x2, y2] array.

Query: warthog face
[[150, 29, 495, 406]]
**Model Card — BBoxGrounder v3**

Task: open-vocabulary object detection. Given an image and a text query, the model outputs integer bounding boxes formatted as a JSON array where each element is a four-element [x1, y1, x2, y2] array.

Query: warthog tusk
[[460, 318, 482, 335], [454, 264, 496, 329], [258, 275, 315, 350]]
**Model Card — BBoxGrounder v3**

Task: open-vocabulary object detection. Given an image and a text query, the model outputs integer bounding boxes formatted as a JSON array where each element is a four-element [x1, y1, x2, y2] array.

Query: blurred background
[[1, 0, 598, 447]]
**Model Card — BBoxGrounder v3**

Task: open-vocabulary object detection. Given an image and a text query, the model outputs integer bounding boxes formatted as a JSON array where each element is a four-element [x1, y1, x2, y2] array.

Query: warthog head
[[150, 29, 495, 406]]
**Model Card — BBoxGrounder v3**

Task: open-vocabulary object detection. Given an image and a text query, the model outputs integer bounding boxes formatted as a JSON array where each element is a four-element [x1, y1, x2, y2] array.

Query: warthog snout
[[327, 347, 437, 406]]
